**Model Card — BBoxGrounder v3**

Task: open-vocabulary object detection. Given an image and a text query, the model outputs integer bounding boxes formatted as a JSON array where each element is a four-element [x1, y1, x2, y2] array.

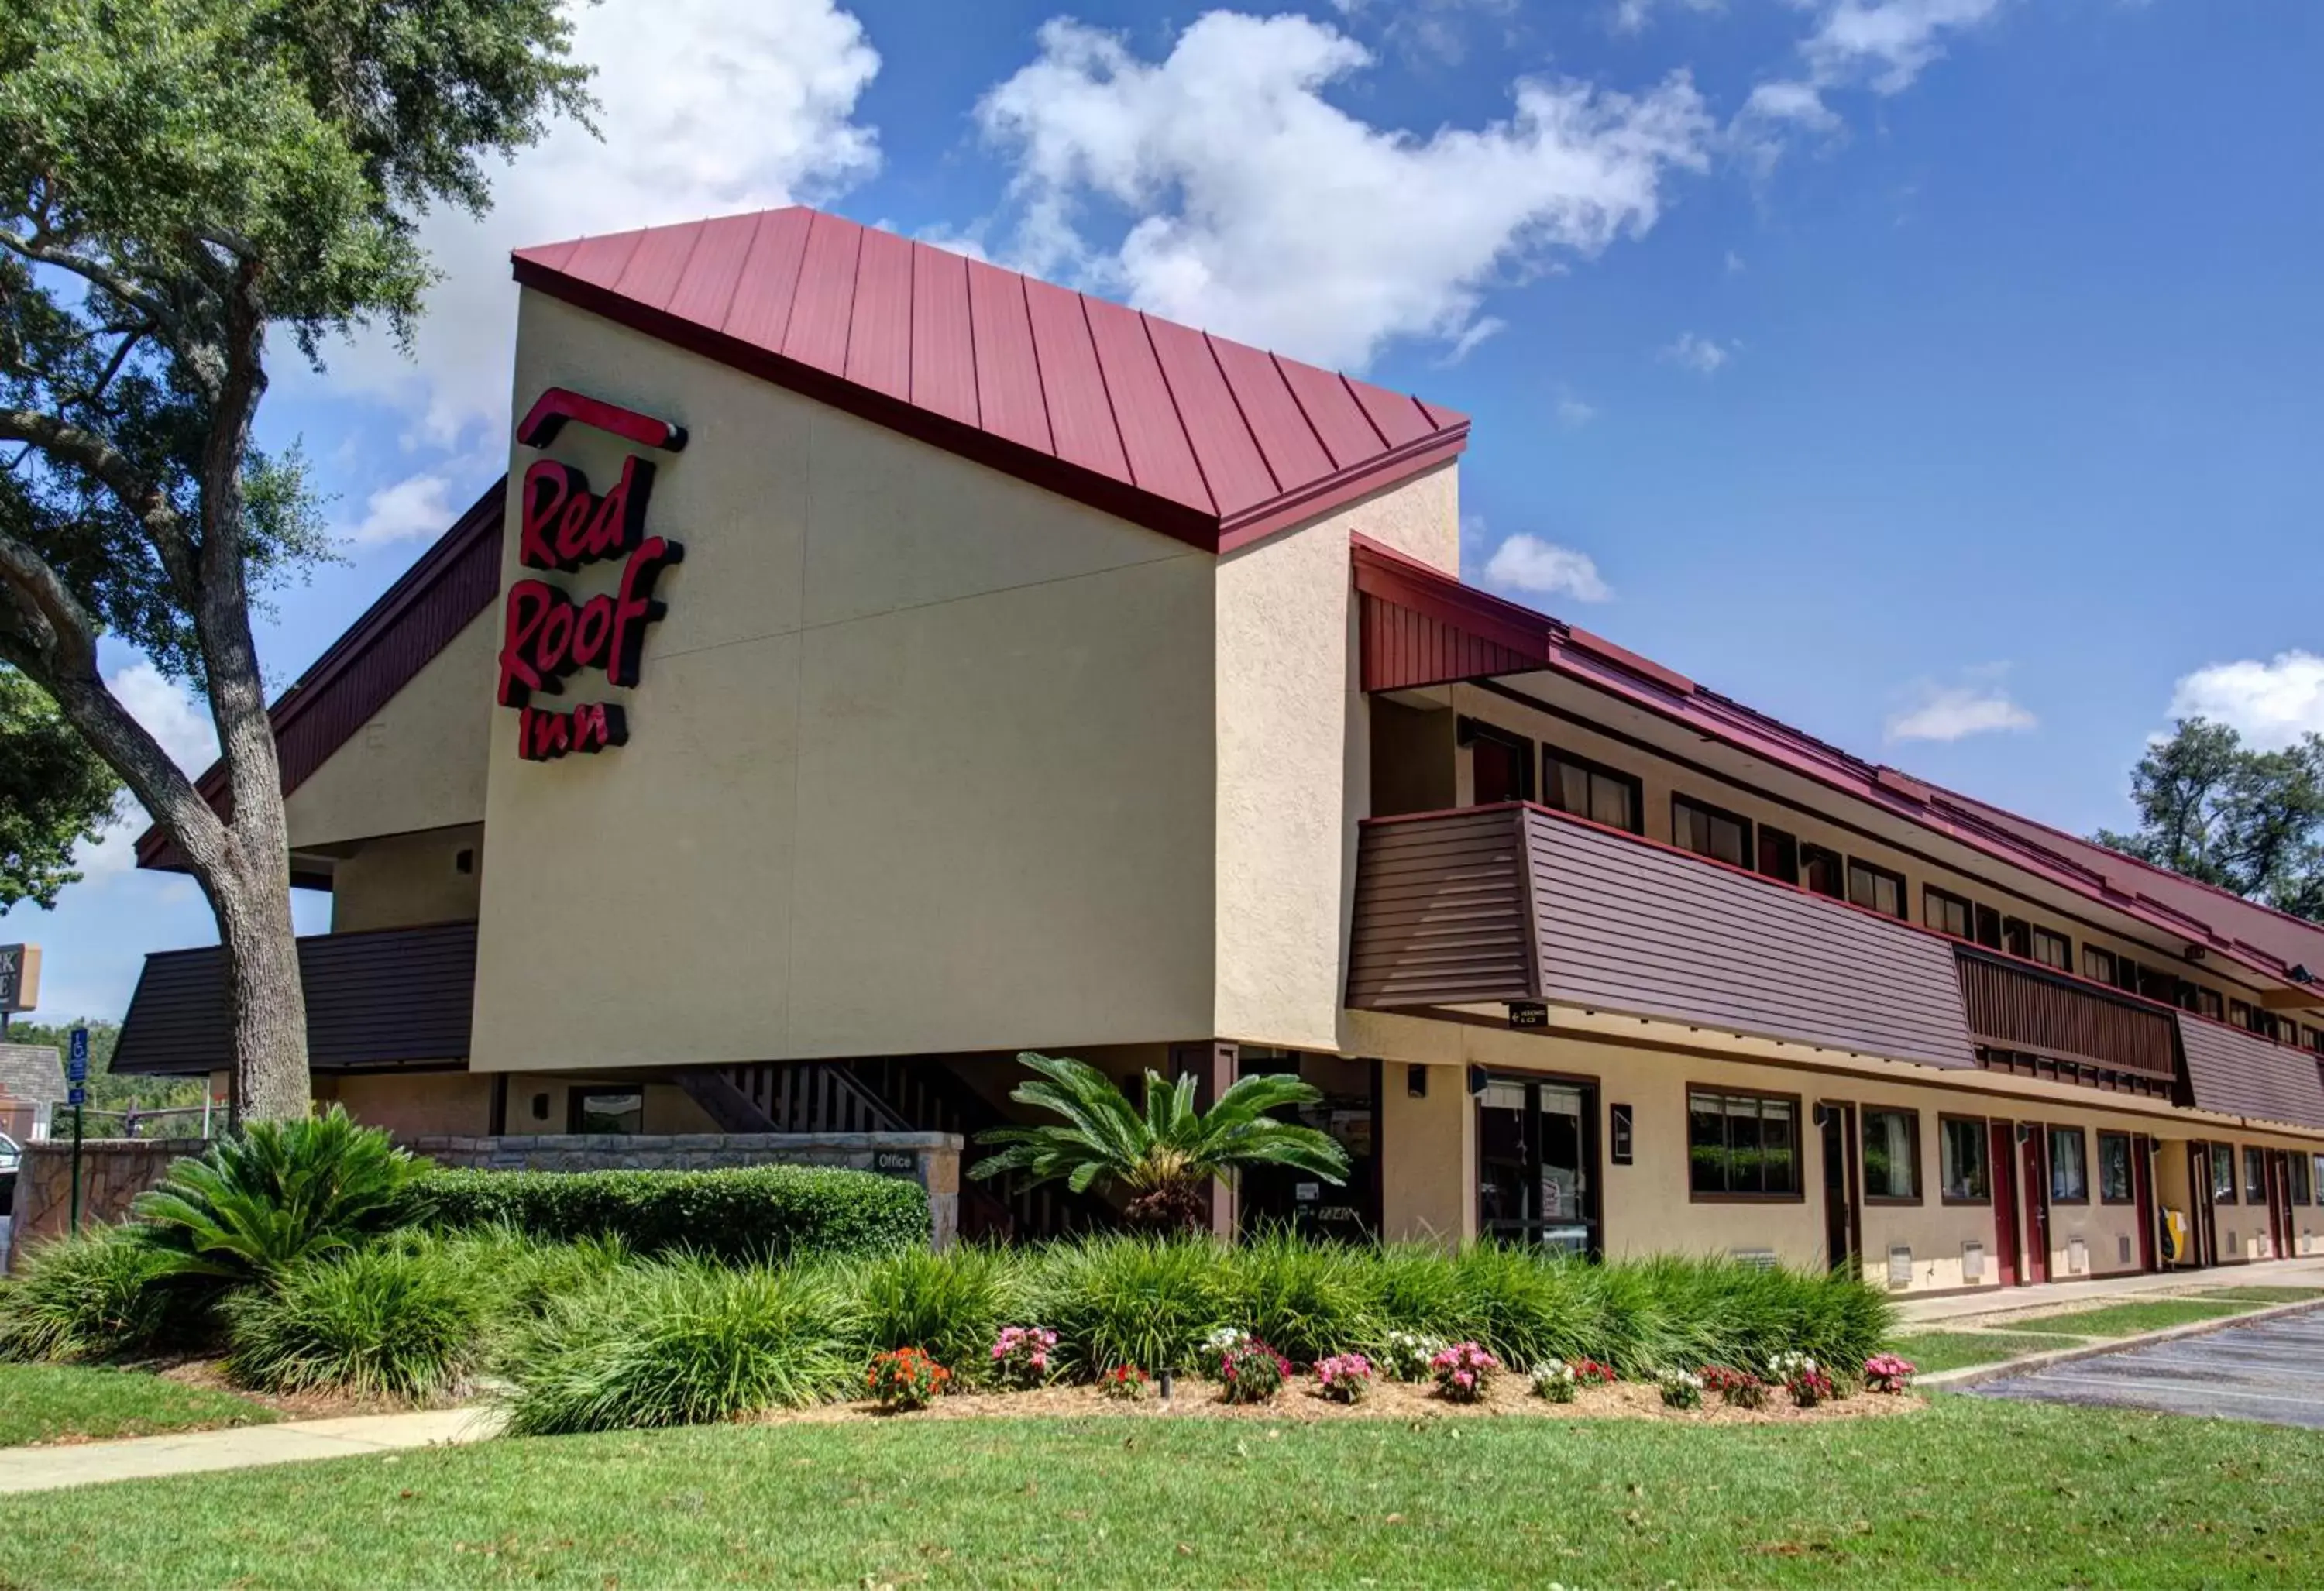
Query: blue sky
[[12, 0, 2323, 1021]]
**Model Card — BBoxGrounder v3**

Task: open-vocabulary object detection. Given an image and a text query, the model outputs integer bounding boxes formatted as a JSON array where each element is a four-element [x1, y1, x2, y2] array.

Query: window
[[1687, 1088, 1801, 1199], [2243, 1146, 2267, 1204], [2082, 946, 2118, 986], [2001, 917, 2031, 958], [2113, 954, 2144, 995], [2047, 1126, 2089, 1203], [2291, 1152, 2314, 1207], [2137, 965, 2181, 1005], [1543, 748, 1642, 833], [1673, 796, 1750, 868], [1862, 1108, 1920, 1202], [2313, 1153, 2324, 1207], [2231, 999, 2257, 1033], [1847, 859, 1906, 919], [1801, 845, 1844, 899], [1923, 887, 1973, 940], [2030, 928, 2073, 972], [1974, 904, 2003, 950], [2304, 1026, 2324, 1056], [2211, 1143, 2236, 1203], [1940, 1117, 1990, 1202], [1463, 720, 1532, 805], [2191, 987, 2225, 1022], [2098, 1132, 2133, 1204], [569, 1088, 644, 1136], [1756, 825, 1800, 886]]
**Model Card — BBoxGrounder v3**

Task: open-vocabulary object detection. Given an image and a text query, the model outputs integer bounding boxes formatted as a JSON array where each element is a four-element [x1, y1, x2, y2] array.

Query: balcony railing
[[1952, 947, 2179, 1081]]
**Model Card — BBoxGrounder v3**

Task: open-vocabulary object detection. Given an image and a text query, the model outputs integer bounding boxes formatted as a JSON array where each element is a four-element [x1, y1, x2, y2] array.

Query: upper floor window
[[2243, 1145, 2267, 1204], [2083, 945, 2118, 986], [2305, 1026, 2324, 1057], [2184, 985, 2226, 1022], [2047, 1126, 2089, 1203], [1974, 903, 2003, 950], [2230, 999, 2258, 1033], [1847, 859, 1907, 919], [2030, 928, 2073, 972], [2137, 964, 2181, 1005], [1686, 1088, 1801, 1199], [1802, 845, 1844, 899], [1923, 887, 1973, 940], [2001, 916, 2032, 958], [1462, 720, 1533, 805], [1756, 825, 1800, 886], [1543, 748, 1642, 834], [1673, 796, 1750, 870]]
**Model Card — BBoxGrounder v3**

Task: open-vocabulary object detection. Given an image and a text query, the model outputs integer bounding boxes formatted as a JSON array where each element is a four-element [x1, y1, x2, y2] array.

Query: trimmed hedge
[[406, 1165, 929, 1262]]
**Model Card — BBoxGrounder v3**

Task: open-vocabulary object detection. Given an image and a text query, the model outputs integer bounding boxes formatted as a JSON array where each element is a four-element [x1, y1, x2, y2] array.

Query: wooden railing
[[1954, 947, 2179, 1080]]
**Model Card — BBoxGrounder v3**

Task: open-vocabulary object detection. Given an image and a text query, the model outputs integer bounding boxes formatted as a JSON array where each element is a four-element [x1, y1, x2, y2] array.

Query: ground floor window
[[1477, 1075, 1599, 1256], [1939, 1115, 1989, 1202], [1686, 1088, 1801, 1199], [1236, 1051, 1378, 1240], [2291, 1152, 2314, 1206], [2097, 1131, 2133, 1204], [2047, 1126, 2089, 1203], [1862, 1107, 1920, 1201], [569, 1088, 644, 1135], [2243, 1146, 2267, 1204], [2311, 1154, 2324, 1206], [2210, 1143, 2236, 1204]]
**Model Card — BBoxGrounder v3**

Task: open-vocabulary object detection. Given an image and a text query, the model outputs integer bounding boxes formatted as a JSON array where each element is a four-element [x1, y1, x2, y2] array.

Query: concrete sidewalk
[[0, 1406, 506, 1496], [1894, 1255, 2324, 1328]]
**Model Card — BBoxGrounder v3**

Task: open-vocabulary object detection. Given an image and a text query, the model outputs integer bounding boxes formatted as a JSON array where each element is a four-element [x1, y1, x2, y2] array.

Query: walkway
[[0, 1407, 504, 1496], [1893, 1254, 2324, 1328], [1968, 1309, 2324, 1428]]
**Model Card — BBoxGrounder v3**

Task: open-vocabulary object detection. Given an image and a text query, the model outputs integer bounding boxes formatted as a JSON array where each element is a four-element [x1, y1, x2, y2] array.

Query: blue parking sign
[[67, 1025, 89, 1082]]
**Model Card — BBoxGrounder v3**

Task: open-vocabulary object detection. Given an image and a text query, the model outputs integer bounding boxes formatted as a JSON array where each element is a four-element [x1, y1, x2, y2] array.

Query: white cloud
[[1723, 248, 1746, 273], [292, 0, 882, 448], [974, 12, 1711, 371], [1803, 0, 2008, 95], [1659, 331, 1732, 373], [1484, 534, 1614, 603], [70, 664, 220, 883], [2168, 651, 2324, 751], [347, 472, 459, 545], [1886, 675, 2037, 743], [1555, 393, 1599, 426], [1612, 0, 1724, 36]]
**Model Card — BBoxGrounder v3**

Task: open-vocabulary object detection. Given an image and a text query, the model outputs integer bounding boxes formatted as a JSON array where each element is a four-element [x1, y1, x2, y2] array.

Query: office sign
[[0, 943, 37, 1013]]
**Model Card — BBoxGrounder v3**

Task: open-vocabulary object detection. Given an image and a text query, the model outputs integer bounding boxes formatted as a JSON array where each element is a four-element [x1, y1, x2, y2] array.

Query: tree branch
[[0, 521, 101, 670], [0, 404, 197, 587]]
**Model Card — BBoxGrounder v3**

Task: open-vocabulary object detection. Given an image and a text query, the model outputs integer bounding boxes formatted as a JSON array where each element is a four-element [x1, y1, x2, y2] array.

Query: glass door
[[1477, 1075, 1600, 1256]]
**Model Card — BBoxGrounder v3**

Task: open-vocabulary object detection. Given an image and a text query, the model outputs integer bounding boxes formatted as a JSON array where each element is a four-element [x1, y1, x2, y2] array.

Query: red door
[[2020, 1127, 2051, 1284], [2268, 1153, 2295, 1258], [2132, 1134, 2157, 1272], [1989, 1120, 2022, 1286]]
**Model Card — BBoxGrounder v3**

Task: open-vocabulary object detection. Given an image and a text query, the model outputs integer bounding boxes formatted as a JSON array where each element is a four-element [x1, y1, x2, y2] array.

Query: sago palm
[[971, 1053, 1349, 1231], [132, 1106, 431, 1284]]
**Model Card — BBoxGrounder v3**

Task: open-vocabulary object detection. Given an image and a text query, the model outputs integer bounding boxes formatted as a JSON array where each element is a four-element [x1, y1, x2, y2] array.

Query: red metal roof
[[1351, 536, 2324, 1003], [511, 208, 1468, 555]]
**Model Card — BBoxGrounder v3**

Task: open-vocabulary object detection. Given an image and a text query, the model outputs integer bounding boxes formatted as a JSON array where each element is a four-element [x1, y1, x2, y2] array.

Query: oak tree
[[2096, 717, 2324, 924]]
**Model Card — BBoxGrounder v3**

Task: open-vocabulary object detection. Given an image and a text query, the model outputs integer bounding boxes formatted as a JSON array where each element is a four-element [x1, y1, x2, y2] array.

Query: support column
[[1170, 1040, 1239, 1239]]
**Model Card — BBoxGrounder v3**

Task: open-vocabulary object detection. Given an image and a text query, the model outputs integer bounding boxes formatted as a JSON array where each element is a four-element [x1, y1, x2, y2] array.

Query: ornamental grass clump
[[850, 1244, 1026, 1372], [866, 1347, 949, 1411], [1863, 1352, 1917, 1393], [1314, 1352, 1373, 1404], [223, 1246, 485, 1400], [1030, 1234, 1222, 1378], [0, 1230, 194, 1363], [988, 1325, 1058, 1390], [1529, 1362, 1577, 1403], [1219, 1228, 1379, 1365], [1431, 1340, 1499, 1404], [1207, 1328, 1291, 1404]]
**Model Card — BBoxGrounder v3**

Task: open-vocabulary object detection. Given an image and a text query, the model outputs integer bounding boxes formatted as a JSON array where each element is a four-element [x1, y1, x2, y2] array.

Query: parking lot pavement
[[1969, 1308, 2324, 1428]]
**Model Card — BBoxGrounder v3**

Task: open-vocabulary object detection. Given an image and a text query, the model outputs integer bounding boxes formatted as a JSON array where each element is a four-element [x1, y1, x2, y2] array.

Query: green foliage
[[1028, 1234, 1226, 1375], [500, 1258, 854, 1435], [2, 1018, 207, 1118], [2095, 716, 2324, 922], [222, 1245, 484, 1400], [0, 667, 116, 909], [972, 1053, 1351, 1230], [845, 1244, 1028, 1373], [1215, 1228, 1380, 1364], [0, 1228, 192, 1362], [132, 1106, 430, 1284], [411, 1164, 928, 1263], [0, 1360, 270, 1445]]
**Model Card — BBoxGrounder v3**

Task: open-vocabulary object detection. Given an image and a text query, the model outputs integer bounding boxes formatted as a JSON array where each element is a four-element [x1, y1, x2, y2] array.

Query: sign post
[[67, 1026, 88, 1234]]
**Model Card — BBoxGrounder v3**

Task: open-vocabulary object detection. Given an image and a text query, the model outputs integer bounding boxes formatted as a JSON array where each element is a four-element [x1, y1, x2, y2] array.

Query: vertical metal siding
[[1953, 949, 2178, 1079]]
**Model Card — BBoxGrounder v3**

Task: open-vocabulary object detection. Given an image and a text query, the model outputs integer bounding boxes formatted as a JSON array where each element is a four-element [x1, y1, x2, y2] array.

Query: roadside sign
[[0, 943, 37, 1013], [67, 1026, 89, 1082], [67, 1085, 85, 1108]]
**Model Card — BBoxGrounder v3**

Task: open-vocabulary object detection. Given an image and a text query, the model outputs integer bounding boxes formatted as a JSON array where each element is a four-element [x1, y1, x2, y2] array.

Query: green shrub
[[383, 1225, 634, 1330], [1217, 1228, 1379, 1364], [133, 1107, 430, 1284], [501, 1257, 854, 1434], [224, 1246, 485, 1400], [0, 1231, 194, 1362], [411, 1164, 927, 1262], [846, 1244, 1029, 1373], [1367, 1242, 1464, 1337], [1031, 1234, 1224, 1375]]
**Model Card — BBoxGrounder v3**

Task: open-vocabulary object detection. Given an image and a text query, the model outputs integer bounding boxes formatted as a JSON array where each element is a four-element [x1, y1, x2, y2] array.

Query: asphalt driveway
[[1970, 1308, 2324, 1428]]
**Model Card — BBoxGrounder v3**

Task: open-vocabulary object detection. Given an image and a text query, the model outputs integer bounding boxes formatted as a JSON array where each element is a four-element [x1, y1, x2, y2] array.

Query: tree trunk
[[209, 847, 309, 1123]]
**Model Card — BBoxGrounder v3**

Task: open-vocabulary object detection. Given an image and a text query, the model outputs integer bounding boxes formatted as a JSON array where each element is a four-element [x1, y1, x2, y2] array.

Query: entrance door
[[1989, 1119, 2023, 1286], [2132, 1135, 2158, 1273], [1476, 1075, 1600, 1257], [1820, 1102, 1860, 1276], [2187, 1142, 2218, 1267], [2019, 1126, 2051, 1285], [2267, 1152, 2295, 1259]]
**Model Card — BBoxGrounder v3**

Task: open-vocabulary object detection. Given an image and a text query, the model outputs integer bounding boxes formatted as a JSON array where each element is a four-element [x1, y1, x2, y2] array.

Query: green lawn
[[2194, 1287, 2324, 1304], [0, 1363, 273, 1448], [1891, 1330, 2091, 1375], [2016, 1298, 2263, 1338], [2, 1398, 2319, 1588]]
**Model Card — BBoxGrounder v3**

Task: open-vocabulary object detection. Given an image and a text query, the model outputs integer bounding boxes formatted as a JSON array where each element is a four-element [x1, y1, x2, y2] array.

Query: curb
[[1917, 1296, 2324, 1391]]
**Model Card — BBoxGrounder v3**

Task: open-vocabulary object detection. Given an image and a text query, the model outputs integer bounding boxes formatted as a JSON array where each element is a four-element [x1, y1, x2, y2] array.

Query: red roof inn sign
[[496, 389, 687, 761]]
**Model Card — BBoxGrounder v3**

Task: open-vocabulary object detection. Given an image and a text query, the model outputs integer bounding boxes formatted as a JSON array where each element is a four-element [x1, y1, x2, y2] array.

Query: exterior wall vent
[[1886, 1246, 1913, 1288], [1961, 1241, 1985, 1283], [2225, 1229, 2237, 1256], [2068, 1237, 2089, 1275], [2119, 1235, 2133, 1266]]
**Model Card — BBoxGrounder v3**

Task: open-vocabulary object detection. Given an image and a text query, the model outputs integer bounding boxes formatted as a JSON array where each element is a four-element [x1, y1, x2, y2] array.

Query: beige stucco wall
[[471, 293, 1219, 1074], [327, 825, 482, 933], [1213, 465, 1458, 1051], [322, 1070, 494, 1136], [1380, 1060, 1471, 1243], [285, 610, 495, 851]]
